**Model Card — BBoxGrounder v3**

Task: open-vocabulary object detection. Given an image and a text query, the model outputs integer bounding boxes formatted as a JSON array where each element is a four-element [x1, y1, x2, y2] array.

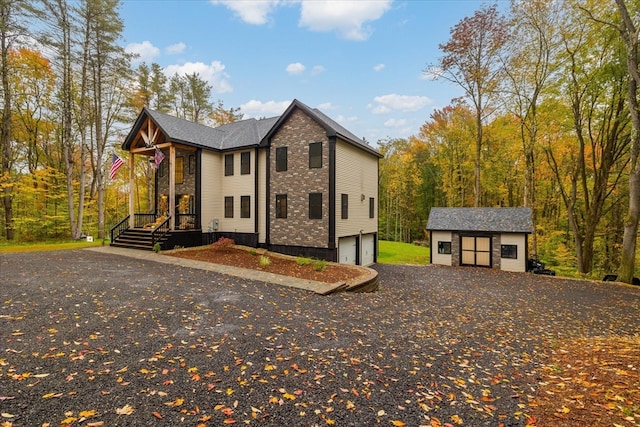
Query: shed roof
[[427, 207, 533, 233]]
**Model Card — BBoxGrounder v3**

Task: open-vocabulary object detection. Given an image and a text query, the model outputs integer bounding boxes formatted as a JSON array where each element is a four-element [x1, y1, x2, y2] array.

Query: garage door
[[461, 236, 491, 267], [361, 234, 375, 266], [338, 236, 357, 265]]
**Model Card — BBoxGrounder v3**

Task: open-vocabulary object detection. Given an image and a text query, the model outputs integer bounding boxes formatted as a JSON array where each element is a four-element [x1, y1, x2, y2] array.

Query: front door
[[461, 236, 491, 267]]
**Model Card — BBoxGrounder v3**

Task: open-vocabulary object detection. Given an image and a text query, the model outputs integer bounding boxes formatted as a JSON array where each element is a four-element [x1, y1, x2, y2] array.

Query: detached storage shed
[[426, 207, 533, 272]]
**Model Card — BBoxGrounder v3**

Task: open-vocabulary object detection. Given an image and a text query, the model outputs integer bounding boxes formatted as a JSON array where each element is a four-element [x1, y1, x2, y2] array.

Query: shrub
[[312, 259, 327, 272], [296, 256, 313, 266], [249, 249, 258, 256], [152, 242, 161, 253], [259, 255, 271, 268], [211, 237, 235, 252]]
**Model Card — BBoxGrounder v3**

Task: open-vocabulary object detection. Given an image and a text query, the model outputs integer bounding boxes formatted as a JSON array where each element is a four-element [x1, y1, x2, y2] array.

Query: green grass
[[0, 240, 103, 253], [378, 240, 430, 265]]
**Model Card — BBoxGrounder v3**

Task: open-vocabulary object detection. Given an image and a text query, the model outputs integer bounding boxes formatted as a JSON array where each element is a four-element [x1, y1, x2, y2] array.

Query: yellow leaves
[[345, 400, 355, 410], [164, 397, 184, 407], [79, 410, 96, 418], [42, 392, 63, 399], [451, 414, 464, 424], [115, 404, 134, 415], [264, 364, 276, 371], [60, 416, 77, 425], [391, 420, 405, 427]]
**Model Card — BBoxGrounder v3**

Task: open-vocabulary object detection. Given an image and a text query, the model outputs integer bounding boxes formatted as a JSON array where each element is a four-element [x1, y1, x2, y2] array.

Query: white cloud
[[240, 100, 291, 118], [384, 118, 407, 127], [125, 41, 160, 64], [210, 0, 282, 25], [299, 0, 393, 40], [373, 63, 385, 72], [164, 61, 233, 93], [166, 42, 186, 55], [286, 62, 306, 75], [210, 0, 392, 40], [311, 65, 325, 76], [369, 94, 432, 114]]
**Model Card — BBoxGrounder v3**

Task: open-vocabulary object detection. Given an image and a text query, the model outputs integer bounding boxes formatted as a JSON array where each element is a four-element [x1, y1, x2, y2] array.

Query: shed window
[[437, 241, 451, 254], [369, 197, 375, 219], [224, 154, 234, 176], [241, 152, 251, 175], [276, 147, 288, 172], [309, 142, 322, 168], [501, 244, 518, 259]]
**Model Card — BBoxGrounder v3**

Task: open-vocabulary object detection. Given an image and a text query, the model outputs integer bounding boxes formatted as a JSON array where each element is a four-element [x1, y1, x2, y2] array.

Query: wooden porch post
[[169, 145, 176, 230], [129, 153, 135, 228]]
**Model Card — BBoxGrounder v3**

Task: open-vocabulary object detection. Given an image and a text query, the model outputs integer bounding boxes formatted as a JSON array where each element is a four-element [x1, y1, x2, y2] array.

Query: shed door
[[461, 236, 491, 267]]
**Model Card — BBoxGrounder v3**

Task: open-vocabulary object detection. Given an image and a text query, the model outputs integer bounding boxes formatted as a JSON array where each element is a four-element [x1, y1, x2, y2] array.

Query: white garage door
[[361, 234, 375, 266], [338, 236, 357, 265]]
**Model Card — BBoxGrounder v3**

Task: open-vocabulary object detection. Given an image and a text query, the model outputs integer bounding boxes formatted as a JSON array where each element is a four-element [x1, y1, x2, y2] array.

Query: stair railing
[[151, 216, 171, 247], [110, 215, 130, 243]]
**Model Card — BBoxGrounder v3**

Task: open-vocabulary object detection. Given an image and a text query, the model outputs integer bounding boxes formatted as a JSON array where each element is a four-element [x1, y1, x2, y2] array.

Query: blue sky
[[120, 0, 488, 144]]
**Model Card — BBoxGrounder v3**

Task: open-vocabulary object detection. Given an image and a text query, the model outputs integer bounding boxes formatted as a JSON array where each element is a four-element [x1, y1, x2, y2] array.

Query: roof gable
[[122, 108, 279, 151], [427, 207, 533, 233], [260, 99, 382, 158]]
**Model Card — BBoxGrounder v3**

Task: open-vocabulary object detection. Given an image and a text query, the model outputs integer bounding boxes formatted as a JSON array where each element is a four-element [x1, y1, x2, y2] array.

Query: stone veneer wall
[[157, 147, 196, 209], [492, 234, 501, 270], [451, 232, 460, 266], [269, 109, 330, 248]]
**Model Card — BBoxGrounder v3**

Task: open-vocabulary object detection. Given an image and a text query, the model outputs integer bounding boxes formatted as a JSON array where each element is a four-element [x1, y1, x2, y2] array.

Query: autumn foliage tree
[[429, 3, 507, 207]]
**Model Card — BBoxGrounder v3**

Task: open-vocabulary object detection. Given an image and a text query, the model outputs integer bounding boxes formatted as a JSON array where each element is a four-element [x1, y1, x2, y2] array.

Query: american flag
[[109, 153, 124, 179], [154, 147, 165, 169]]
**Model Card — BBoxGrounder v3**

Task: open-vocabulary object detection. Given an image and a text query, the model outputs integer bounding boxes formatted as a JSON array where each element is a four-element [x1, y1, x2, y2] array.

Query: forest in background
[[2, 0, 640, 280]]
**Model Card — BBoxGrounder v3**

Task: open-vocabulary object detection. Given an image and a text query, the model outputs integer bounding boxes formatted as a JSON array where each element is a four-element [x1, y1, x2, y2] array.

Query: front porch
[[110, 213, 201, 251]]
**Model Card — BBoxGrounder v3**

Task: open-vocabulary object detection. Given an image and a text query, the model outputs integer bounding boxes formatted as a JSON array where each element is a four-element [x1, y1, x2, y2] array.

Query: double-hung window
[[224, 154, 234, 176], [309, 142, 322, 168]]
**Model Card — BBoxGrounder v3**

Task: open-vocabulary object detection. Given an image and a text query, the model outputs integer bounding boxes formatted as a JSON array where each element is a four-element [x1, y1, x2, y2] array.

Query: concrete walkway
[[86, 246, 356, 295]]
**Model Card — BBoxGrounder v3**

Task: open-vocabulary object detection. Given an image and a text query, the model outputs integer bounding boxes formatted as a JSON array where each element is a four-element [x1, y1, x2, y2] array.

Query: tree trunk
[[0, 2, 14, 240], [475, 111, 482, 207], [616, 0, 640, 283]]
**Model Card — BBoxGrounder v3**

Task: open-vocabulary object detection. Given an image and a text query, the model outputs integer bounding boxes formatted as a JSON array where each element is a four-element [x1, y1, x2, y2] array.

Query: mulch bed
[[1, 250, 639, 427], [167, 246, 365, 284]]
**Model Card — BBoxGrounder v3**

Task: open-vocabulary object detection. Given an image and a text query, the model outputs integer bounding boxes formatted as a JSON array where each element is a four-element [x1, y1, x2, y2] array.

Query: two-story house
[[112, 99, 381, 266]]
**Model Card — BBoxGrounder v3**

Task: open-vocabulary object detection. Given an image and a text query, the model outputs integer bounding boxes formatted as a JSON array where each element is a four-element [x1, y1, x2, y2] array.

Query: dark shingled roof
[[427, 207, 533, 233], [139, 109, 279, 151], [123, 100, 381, 158]]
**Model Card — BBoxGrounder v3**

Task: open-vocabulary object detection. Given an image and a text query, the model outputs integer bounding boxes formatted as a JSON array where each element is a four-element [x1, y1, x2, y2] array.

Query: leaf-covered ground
[[1, 250, 639, 426]]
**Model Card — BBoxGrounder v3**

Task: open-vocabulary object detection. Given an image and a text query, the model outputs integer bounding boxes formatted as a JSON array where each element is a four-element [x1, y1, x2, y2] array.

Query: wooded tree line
[[379, 0, 640, 281], [3, 0, 640, 280], [0, 0, 241, 243]]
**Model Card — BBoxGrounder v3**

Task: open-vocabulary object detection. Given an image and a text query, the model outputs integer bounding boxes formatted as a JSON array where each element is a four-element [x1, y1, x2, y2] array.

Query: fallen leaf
[[116, 404, 134, 415]]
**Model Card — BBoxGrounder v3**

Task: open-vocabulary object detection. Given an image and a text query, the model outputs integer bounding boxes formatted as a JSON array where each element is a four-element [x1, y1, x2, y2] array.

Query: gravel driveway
[[1, 249, 639, 426]]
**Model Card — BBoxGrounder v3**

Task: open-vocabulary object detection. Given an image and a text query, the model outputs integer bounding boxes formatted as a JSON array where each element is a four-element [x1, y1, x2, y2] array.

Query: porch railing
[[110, 215, 130, 243], [176, 213, 197, 230], [134, 213, 158, 228], [151, 216, 171, 246]]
